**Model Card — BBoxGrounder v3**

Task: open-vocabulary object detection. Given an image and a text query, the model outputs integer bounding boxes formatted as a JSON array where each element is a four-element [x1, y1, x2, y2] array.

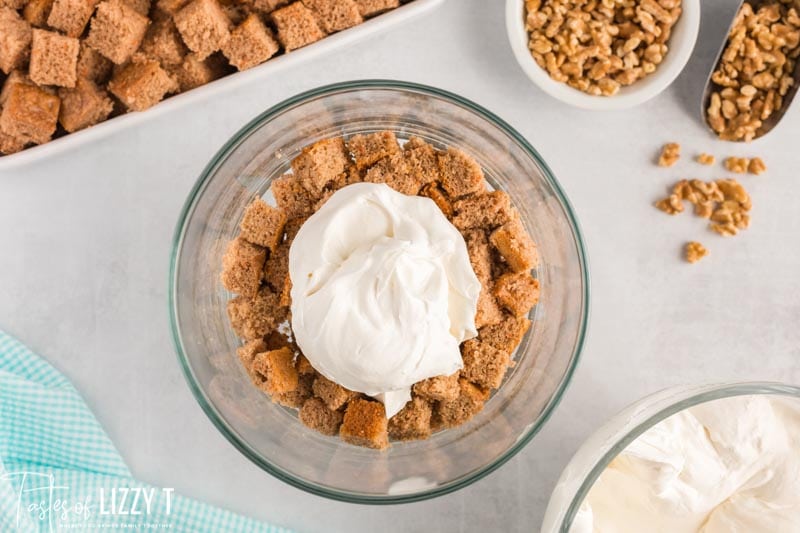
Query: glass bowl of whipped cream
[[542, 382, 800, 532], [170, 80, 589, 503]]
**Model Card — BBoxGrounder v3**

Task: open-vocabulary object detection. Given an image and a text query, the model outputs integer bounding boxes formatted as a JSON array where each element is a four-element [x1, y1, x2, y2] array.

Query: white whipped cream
[[572, 395, 800, 533], [289, 182, 481, 418]]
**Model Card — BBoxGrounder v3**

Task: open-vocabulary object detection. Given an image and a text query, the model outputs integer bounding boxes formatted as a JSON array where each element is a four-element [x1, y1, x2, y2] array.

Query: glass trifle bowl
[[169, 80, 590, 503]]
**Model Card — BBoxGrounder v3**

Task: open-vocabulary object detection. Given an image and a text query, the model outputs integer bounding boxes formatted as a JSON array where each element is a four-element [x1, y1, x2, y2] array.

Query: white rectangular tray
[[0, 0, 444, 170]]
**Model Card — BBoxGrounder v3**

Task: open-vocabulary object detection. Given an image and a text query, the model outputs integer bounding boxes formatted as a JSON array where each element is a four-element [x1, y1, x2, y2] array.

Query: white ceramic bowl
[[506, 0, 701, 110]]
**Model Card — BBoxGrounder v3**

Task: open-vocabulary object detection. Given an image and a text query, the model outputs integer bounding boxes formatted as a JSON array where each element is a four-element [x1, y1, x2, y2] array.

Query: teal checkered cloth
[[0, 330, 291, 533]]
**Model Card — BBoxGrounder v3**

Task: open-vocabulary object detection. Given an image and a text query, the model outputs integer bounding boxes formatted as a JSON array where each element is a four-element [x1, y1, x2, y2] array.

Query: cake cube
[[452, 191, 512, 231], [494, 273, 540, 317], [153, 0, 189, 15], [290, 137, 350, 194], [388, 397, 432, 440], [250, 0, 288, 14], [302, 0, 362, 33], [464, 229, 504, 328], [464, 229, 492, 283], [347, 130, 399, 170], [0, 83, 60, 145], [490, 218, 538, 273], [340, 398, 388, 449], [475, 286, 504, 328], [29, 30, 80, 88], [172, 52, 228, 91], [461, 339, 511, 390], [403, 136, 440, 188], [353, 0, 397, 17], [0, 0, 26, 9], [299, 396, 343, 435], [270, 2, 325, 51], [270, 173, 314, 219], [312, 374, 357, 411], [331, 163, 362, 190], [220, 236, 266, 297], [478, 314, 531, 354], [412, 371, 459, 401], [420, 183, 453, 218], [0, 9, 32, 75], [123, 0, 149, 15], [263, 240, 289, 295], [86, 0, 150, 64], [239, 197, 287, 250], [57, 77, 113, 132], [364, 152, 420, 196], [251, 346, 298, 395], [23, 0, 54, 28], [47, 0, 98, 38], [438, 147, 485, 198], [108, 56, 178, 111], [221, 3, 247, 25], [0, 130, 25, 155], [236, 337, 267, 383], [174, 0, 231, 60], [227, 286, 287, 340], [433, 378, 488, 429], [76, 42, 112, 83], [140, 18, 188, 67], [275, 372, 314, 408], [295, 353, 315, 375], [0, 70, 33, 106], [221, 13, 279, 71]]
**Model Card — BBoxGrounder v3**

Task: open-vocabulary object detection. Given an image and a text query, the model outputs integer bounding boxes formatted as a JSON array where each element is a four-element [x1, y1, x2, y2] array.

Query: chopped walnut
[[706, 2, 800, 141], [748, 157, 767, 175], [524, 0, 683, 97], [656, 178, 752, 237], [697, 153, 716, 165], [655, 193, 684, 215], [724, 157, 749, 174], [685, 242, 708, 263], [658, 143, 681, 167]]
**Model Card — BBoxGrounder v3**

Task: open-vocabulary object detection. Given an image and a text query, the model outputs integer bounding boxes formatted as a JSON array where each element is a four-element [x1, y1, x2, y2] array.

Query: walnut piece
[[748, 157, 767, 175], [685, 241, 708, 263], [697, 153, 716, 165], [658, 142, 681, 167], [724, 156, 749, 174]]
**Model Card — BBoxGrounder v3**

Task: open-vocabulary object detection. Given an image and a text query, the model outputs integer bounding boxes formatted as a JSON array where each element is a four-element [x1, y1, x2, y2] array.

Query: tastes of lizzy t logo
[[1, 470, 174, 531]]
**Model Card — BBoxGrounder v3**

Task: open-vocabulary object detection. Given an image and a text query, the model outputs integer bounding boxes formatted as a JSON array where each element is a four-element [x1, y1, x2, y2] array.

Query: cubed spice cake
[[222, 133, 542, 449], [0, 0, 410, 156]]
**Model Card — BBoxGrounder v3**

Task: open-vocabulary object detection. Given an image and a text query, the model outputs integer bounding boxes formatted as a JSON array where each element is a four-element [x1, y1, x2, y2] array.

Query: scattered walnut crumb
[[696, 153, 716, 165], [655, 178, 752, 237], [724, 156, 749, 174], [685, 241, 708, 263], [748, 157, 766, 175], [658, 143, 681, 167], [655, 193, 684, 215]]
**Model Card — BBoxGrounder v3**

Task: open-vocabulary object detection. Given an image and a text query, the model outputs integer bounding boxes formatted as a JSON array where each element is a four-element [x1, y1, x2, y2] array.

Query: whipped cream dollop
[[572, 394, 800, 533], [289, 182, 481, 418]]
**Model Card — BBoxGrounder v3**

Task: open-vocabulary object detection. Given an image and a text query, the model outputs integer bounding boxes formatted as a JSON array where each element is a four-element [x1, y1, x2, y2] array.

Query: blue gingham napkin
[[0, 330, 291, 533]]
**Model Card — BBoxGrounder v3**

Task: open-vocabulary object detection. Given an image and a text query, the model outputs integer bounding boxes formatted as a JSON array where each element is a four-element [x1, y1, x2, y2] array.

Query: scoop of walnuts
[[706, 1, 800, 141], [525, 0, 683, 96]]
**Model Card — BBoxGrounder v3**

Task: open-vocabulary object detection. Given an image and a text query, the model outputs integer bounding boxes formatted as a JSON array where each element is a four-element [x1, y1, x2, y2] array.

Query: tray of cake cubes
[[0, 0, 443, 168]]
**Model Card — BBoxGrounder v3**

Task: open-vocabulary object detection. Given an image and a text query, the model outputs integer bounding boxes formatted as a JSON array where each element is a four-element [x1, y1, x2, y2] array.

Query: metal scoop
[[701, 0, 800, 141]]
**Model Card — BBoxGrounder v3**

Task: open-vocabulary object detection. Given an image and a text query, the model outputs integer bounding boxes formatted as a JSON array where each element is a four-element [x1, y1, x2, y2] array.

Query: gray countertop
[[1, 0, 799, 531]]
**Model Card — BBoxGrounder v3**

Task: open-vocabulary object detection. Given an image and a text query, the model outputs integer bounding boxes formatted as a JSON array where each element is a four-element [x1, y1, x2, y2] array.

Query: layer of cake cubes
[[0, 0, 405, 156], [221, 132, 541, 449]]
